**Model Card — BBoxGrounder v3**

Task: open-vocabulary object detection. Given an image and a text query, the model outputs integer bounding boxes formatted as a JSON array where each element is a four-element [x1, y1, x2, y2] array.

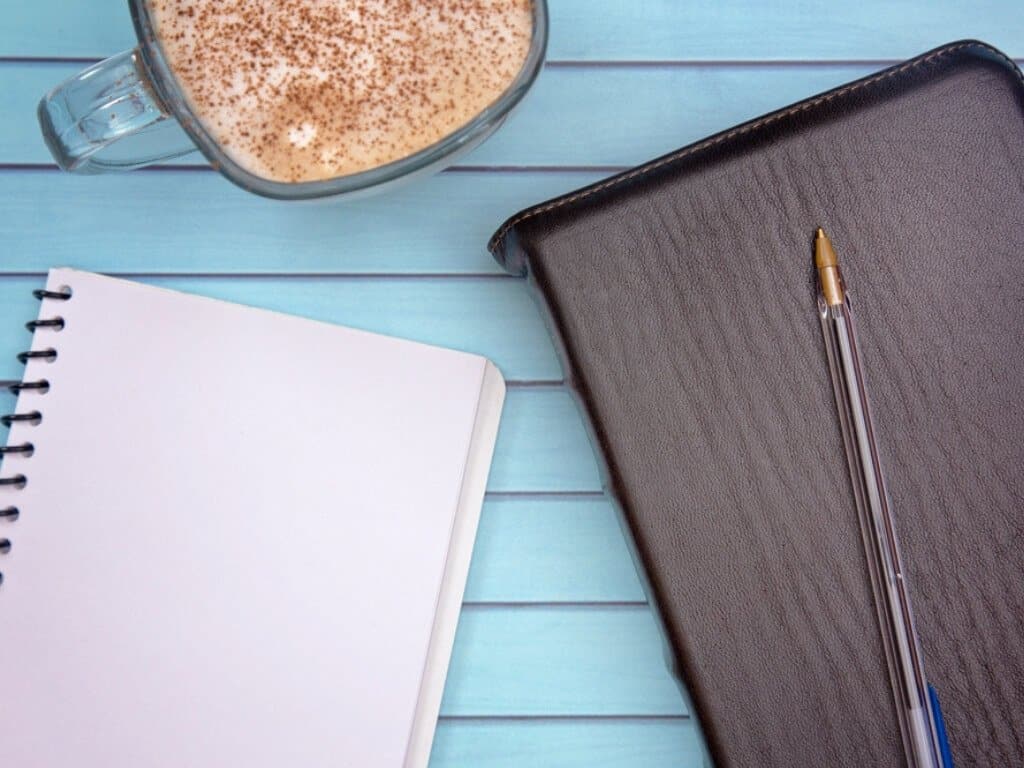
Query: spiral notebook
[[0, 269, 506, 768]]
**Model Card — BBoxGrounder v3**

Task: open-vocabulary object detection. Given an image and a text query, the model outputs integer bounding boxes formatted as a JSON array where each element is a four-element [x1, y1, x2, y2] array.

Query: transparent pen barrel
[[818, 296, 943, 768]]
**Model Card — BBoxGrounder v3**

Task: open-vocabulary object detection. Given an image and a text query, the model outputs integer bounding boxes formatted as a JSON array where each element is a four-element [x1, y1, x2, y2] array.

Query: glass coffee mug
[[38, 0, 548, 200]]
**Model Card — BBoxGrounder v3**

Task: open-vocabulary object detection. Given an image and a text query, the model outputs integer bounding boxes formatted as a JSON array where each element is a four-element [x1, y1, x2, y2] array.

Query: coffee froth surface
[[148, 0, 533, 183]]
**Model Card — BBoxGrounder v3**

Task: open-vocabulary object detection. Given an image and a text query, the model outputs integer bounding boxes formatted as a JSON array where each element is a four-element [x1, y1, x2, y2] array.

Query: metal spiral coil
[[0, 285, 71, 586]]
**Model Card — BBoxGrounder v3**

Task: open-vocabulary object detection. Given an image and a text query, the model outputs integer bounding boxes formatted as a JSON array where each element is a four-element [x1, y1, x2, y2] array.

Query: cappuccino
[[147, 0, 533, 183]]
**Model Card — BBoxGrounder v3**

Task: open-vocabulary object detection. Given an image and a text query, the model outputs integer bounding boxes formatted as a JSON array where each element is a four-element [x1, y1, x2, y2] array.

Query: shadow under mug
[[38, 0, 549, 200]]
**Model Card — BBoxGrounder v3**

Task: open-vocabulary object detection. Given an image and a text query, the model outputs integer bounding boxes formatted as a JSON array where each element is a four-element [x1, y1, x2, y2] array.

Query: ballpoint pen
[[814, 228, 950, 768]]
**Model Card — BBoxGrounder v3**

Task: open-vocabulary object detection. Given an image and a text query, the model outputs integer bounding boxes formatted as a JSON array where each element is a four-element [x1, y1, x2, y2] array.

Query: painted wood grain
[[3, 61, 881, 167], [0, 448, 638, 603], [2, 0, 1021, 61], [548, 0, 1024, 62], [0, 275, 561, 380], [442, 606, 686, 716], [431, 719, 704, 768], [0, 170, 597, 275], [466, 497, 645, 603], [0, 276, 607, 489], [0, 382, 601, 492]]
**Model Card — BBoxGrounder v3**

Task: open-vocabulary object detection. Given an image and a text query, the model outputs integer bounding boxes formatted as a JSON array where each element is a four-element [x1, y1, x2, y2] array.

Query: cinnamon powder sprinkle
[[148, 0, 533, 183]]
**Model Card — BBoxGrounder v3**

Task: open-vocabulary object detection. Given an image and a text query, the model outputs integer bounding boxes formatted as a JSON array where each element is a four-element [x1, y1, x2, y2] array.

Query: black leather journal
[[489, 41, 1024, 767]]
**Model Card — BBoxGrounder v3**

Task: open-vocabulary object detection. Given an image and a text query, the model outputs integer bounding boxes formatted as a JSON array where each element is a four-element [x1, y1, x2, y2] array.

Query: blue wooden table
[[2, 3, 1021, 765]]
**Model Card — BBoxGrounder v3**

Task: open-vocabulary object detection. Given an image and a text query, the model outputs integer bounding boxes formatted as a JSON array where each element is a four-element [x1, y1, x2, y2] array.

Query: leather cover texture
[[489, 41, 1024, 767]]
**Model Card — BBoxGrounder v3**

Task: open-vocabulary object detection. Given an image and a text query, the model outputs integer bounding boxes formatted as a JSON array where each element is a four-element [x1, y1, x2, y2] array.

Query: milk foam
[[148, 0, 533, 183]]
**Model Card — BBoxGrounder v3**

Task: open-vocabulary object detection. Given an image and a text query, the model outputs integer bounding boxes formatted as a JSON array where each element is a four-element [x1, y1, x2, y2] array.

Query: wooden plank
[[466, 497, 645, 603], [3, 0, 1022, 61], [548, 0, 1024, 61], [431, 718, 704, 768], [0, 373, 633, 599], [4, 61, 880, 167], [0, 383, 601, 491], [0, 276, 603, 492], [0, 438, 634, 600], [482, 64, 877, 167], [488, 389, 600, 493], [0, 170, 596, 275], [0, 276, 562, 381], [0, 385, 602, 495], [442, 606, 686, 716]]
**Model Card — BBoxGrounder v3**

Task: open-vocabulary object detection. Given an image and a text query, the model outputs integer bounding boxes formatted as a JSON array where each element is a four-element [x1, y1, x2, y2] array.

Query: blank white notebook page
[[0, 269, 505, 768]]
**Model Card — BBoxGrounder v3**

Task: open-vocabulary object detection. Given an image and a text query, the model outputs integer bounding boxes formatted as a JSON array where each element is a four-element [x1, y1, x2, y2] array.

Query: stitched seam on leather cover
[[488, 41, 1023, 255]]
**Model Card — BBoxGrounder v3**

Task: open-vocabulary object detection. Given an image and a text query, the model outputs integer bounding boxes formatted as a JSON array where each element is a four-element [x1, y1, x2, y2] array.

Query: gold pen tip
[[814, 227, 839, 269], [814, 227, 844, 305]]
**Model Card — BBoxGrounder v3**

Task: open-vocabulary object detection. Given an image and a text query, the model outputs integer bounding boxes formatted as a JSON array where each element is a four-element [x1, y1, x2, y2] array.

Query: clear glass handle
[[37, 49, 198, 173]]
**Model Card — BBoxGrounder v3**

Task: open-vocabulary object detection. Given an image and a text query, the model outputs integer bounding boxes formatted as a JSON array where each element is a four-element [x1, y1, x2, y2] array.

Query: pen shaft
[[819, 298, 943, 768]]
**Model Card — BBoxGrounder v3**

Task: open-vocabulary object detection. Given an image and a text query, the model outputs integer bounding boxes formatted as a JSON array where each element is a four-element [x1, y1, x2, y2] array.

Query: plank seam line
[[481, 494, 608, 501], [0, 163, 622, 173], [438, 714, 689, 722], [0, 271, 519, 280], [463, 600, 647, 609], [505, 380, 564, 390], [461, 602, 648, 612], [1, 378, 561, 388], [2, 55, 1021, 67], [548, 57, 1023, 68]]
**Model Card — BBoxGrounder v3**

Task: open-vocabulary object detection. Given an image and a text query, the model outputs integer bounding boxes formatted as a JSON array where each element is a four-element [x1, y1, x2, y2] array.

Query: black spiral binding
[[0, 285, 71, 586]]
